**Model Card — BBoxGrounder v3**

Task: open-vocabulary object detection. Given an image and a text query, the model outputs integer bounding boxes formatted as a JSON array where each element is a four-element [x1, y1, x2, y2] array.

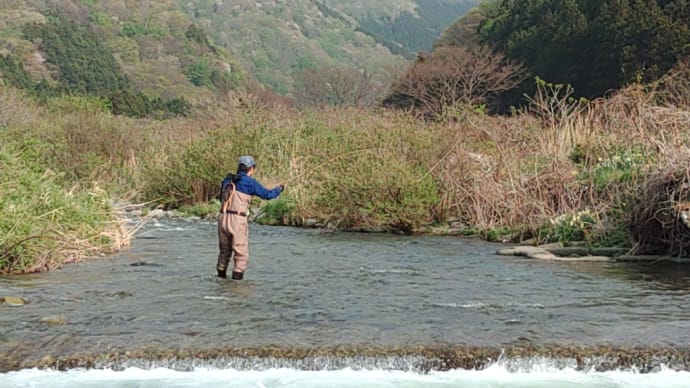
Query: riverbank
[[2, 69, 690, 273]]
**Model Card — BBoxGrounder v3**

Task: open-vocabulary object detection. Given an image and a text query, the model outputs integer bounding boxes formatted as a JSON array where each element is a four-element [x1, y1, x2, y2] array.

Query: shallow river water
[[2, 217, 690, 387]]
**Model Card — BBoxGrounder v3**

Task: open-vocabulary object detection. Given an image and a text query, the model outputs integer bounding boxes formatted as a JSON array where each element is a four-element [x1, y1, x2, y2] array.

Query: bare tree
[[294, 65, 383, 108], [386, 45, 528, 117]]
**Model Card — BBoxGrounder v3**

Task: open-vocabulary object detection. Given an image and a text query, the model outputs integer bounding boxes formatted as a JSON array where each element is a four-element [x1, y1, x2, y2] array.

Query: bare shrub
[[588, 61, 690, 158], [419, 107, 586, 238], [518, 159, 586, 226], [630, 152, 690, 256], [656, 59, 690, 109], [524, 78, 592, 157], [242, 81, 295, 112]]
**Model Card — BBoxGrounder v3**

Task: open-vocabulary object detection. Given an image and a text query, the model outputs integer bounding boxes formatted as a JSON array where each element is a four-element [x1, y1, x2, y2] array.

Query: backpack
[[219, 173, 237, 212]]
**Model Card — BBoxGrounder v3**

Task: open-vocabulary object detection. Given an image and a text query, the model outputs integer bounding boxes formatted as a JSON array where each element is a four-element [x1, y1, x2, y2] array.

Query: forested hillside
[[386, 0, 690, 114], [340, 0, 480, 57], [176, 0, 479, 94], [0, 0, 243, 117], [473, 0, 690, 101], [0, 0, 480, 107], [446, 0, 690, 102], [177, 0, 401, 96]]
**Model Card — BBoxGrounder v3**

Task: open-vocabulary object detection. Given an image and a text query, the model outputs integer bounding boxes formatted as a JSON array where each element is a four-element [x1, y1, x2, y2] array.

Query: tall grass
[[2, 62, 690, 273], [0, 140, 126, 273]]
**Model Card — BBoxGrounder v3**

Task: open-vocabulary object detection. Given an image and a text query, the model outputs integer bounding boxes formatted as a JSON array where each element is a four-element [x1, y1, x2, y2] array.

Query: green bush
[[481, 226, 513, 242], [255, 198, 296, 225], [309, 123, 440, 232], [540, 209, 597, 245], [107, 89, 190, 118], [121, 22, 145, 37], [184, 56, 213, 87], [178, 201, 221, 219]]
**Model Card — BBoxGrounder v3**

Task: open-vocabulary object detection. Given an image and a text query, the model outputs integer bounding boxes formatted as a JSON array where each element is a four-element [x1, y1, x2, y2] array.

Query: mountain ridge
[[0, 0, 479, 106]]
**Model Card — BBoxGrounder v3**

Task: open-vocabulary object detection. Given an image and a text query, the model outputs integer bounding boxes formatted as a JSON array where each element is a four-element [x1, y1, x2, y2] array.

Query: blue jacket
[[224, 171, 282, 200]]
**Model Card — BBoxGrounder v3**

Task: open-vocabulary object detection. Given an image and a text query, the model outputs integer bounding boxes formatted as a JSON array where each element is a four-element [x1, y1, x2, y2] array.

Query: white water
[[2, 365, 690, 388]]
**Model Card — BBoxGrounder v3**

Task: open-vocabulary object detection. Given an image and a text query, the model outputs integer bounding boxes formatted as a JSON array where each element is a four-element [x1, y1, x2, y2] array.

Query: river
[[1, 217, 690, 387]]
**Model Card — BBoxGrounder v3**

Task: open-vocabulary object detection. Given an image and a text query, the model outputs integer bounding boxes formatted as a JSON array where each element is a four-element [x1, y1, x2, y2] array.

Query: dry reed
[[4, 60, 690, 256]]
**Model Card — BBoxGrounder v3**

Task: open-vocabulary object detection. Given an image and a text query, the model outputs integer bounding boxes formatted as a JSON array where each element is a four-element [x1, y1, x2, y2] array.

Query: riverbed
[[2, 217, 690, 386]]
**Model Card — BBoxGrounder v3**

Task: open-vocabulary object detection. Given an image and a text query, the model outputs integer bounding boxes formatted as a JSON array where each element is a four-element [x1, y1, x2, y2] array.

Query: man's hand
[[279, 183, 286, 191]]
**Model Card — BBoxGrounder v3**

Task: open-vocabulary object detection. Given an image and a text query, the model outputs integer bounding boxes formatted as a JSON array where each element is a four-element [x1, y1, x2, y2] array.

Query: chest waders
[[216, 182, 250, 280]]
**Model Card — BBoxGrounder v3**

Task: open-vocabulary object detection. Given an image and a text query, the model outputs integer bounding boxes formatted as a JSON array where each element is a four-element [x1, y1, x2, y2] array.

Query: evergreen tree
[[23, 18, 130, 95], [0, 55, 33, 89], [478, 0, 690, 99]]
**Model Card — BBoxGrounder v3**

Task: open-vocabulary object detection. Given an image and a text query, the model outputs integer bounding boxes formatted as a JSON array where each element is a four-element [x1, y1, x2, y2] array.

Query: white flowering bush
[[548, 208, 597, 244], [589, 150, 646, 191]]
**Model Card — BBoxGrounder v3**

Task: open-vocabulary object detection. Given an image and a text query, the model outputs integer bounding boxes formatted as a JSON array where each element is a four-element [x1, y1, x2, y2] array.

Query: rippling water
[[2, 217, 690, 385]]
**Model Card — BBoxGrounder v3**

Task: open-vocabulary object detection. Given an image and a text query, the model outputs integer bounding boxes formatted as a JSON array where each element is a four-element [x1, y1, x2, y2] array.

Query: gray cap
[[238, 155, 256, 168]]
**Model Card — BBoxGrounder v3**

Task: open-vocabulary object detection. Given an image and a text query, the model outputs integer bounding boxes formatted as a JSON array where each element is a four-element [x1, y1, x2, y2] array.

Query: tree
[[384, 45, 528, 117], [294, 65, 382, 108], [478, 0, 690, 99], [184, 56, 213, 87], [22, 18, 130, 95], [0, 55, 33, 89]]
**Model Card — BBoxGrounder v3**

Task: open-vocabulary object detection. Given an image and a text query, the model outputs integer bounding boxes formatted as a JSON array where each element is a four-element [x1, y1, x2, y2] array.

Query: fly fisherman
[[217, 155, 285, 280]]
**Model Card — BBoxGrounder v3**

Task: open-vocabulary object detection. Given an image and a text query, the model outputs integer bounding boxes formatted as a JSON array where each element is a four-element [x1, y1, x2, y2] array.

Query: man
[[217, 155, 285, 280]]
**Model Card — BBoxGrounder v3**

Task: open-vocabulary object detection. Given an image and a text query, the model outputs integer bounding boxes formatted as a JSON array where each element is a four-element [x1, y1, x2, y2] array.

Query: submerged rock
[[498, 244, 690, 263], [39, 315, 68, 325], [1, 296, 27, 306], [497, 246, 611, 262]]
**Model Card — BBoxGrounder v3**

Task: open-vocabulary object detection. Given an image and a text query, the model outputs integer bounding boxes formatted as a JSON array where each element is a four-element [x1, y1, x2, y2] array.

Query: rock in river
[[1, 296, 27, 306], [39, 315, 68, 325]]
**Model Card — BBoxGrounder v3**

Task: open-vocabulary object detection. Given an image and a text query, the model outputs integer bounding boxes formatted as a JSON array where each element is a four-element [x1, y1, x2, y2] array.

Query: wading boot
[[231, 271, 244, 280], [217, 265, 227, 278]]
